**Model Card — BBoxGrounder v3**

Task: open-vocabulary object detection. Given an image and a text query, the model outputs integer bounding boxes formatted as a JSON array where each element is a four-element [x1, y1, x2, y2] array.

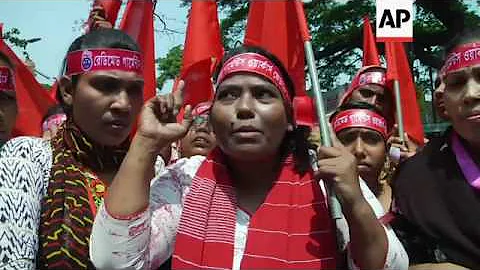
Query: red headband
[[192, 101, 212, 117], [351, 70, 387, 90], [441, 42, 480, 77], [339, 67, 388, 106], [65, 48, 143, 76], [42, 113, 67, 132], [332, 109, 387, 139], [0, 67, 14, 92], [216, 53, 291, 105]]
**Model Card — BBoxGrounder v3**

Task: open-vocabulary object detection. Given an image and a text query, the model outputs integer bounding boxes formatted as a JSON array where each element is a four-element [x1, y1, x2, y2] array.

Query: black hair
[[212, 45, 311, 174], [58, 28, 140, 111], [444, 28, 480, 57], [330, 101, 386, 123], [0, 51, 14, 70], [41, 104, 65, 124]]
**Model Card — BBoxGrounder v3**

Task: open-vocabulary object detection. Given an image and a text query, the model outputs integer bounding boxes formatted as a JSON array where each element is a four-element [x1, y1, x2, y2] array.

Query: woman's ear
[[58, 76, 74, 106]]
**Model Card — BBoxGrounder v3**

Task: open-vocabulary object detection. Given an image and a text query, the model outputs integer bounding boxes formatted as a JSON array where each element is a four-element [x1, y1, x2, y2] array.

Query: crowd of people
[[0, 4, 479, 270]]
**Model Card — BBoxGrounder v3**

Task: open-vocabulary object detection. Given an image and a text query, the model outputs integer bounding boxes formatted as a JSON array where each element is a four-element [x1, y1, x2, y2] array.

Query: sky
[[0, 0, 188, 91]]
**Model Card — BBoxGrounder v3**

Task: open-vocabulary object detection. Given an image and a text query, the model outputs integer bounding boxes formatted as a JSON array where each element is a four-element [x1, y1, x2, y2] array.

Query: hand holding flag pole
[[294, 1, 342, 221]]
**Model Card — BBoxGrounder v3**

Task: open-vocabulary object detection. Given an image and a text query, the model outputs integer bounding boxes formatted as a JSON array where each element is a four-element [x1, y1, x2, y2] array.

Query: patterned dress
[[0, 127, 165, 269]]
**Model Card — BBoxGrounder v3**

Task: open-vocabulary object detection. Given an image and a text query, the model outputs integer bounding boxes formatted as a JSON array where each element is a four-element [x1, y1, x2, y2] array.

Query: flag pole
[[295, 1, 342, 222], [393, 79, 405, 141]]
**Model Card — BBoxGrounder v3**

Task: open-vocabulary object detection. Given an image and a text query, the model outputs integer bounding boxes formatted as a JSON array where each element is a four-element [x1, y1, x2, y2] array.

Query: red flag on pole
[[244, 0, 307, 97], [179, 0, 223, 107], [87, 0, 122, 32], [362, 16, 380, 66], [120, 0, 156, 101], [0, 24, 56, 137], [385, 41, 425, 145]]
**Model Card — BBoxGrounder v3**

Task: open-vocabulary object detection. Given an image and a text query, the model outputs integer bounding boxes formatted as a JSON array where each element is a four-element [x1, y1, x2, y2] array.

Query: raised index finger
[[172, 80, 185, 114]]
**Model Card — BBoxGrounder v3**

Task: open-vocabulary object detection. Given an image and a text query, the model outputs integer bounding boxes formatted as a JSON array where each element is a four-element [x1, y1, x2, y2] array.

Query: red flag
[[362, 16, 380, 66], [179, 0, 223, 107], [244, 0, 307, 97], [87, 0, 122, 32], [0, 24, 56, 137], [120, 0, 156, 101], [385, 41, 425, 145]]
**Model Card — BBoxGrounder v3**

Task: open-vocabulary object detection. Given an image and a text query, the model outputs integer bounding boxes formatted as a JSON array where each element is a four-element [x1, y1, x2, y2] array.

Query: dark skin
[[210, 73, 291, 213], [443, 64, 480, 165], [59, 70, 144, 183], [179, 116, 216, 158], [336, 127, 386, 195], [106, 74, 388, 269]]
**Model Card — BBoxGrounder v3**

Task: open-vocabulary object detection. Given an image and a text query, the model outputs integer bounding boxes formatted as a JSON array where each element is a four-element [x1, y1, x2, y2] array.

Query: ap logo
[[376, 0, 413, 42]]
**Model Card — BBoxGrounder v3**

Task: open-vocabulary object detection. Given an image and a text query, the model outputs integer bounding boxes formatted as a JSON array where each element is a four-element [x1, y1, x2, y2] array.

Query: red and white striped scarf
[[173, 148, 337, 269]]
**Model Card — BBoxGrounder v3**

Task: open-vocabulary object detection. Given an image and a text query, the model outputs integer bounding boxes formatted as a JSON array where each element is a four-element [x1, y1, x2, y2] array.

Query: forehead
[[337, 127, 382, 138], [81, 70, 144, 82], [217, 73, 276, 89]]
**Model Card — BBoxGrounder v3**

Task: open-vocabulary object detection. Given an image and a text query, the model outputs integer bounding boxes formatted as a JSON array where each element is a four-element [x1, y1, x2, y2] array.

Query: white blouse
[[90, 155, 408, 270]]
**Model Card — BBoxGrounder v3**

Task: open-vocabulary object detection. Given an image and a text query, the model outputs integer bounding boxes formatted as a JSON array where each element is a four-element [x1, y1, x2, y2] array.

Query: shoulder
[[153, 155, 206, 185], [394, 135, 449, 186], [0, 136, 51, 161]]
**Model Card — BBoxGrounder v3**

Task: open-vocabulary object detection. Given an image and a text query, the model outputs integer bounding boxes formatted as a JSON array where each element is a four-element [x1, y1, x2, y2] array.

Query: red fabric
[[244, 0, 307, 97], [0, 23, 56, 137], [0, 67, 14, 91], [66, 49, 143, 76], [332, 109, 388, 139], [179, 0, 223, 108], [293, 95, 318, 127], [120, 0, 156, 102], [385, 42, 425, 145], [173, 149, 337, 269], [441, 42, 480, 76], [217, 53, 291, 106], [87, 0, 122, 32], [362, 16, 381, 66], [49, 80, 58, 101], [339, 65, 388, 106]]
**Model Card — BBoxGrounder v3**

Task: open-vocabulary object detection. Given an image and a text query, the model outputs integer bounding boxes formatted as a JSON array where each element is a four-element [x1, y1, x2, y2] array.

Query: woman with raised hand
[[90, 46, 408, 270], [0, 28, 149, 269]]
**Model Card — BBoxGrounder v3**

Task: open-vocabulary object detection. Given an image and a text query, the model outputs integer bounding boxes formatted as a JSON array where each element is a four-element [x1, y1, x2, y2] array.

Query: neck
[[228, 156, 281, 192]]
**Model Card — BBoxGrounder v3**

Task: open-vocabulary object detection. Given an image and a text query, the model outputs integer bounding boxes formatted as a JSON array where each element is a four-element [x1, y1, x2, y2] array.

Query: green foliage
[[2, 27, 38, 60], [156, 45, 183, 90]]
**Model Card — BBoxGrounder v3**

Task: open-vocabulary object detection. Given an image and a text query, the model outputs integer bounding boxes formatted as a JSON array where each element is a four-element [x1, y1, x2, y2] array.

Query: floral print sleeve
[[90, 156, 205, 270]]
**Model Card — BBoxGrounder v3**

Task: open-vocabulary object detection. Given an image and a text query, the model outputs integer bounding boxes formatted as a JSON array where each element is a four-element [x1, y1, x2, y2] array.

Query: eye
[[359, 88, 375, 98], [126, 81, 144, 97], [361, 132, 383, 145], [216, 88, 240, 102], [444, 73, 468, 90], [337, 131, 357, 145], [90, 77, 121, 93]]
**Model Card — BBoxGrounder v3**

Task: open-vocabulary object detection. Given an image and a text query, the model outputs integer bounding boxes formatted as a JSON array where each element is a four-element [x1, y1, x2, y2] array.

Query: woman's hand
[[135, 80, 192, 151], [316, 128, 364, 209]]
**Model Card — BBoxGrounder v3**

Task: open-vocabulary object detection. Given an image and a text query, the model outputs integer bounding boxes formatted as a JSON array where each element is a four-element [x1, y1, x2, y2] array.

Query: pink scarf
[[452, 132, 480, 190]]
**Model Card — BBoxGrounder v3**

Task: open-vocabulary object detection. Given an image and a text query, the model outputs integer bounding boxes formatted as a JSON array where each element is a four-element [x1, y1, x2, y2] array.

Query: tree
[[1, 27, 40, 60], [158, 0, 479, 124], [155, 44, 182, 90]]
